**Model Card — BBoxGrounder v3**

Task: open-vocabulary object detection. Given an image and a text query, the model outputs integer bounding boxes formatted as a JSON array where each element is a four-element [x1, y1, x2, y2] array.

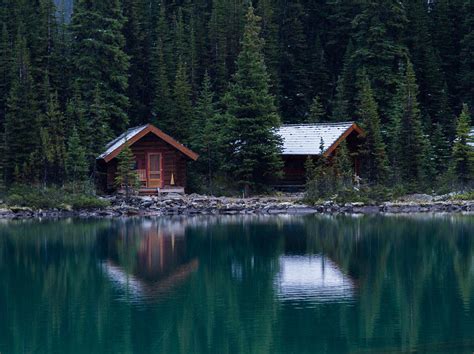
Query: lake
[[0, 215, 473, 353]]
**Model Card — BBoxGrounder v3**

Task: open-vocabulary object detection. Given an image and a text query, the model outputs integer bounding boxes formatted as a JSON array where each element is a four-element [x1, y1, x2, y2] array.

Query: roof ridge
[[280, 121, 355, 127]]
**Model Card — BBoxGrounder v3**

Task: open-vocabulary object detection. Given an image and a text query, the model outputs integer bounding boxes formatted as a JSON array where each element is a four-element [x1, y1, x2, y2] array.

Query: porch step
[[138, 187, 185, 195]]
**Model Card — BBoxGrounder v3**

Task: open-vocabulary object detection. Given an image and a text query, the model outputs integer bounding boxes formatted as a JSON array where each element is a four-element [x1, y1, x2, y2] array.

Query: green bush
[[4, 185, 109, 210]]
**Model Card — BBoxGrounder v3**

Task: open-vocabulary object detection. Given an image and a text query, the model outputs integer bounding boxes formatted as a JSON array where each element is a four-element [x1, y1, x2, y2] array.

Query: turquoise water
[[0, 215, 474, 353]]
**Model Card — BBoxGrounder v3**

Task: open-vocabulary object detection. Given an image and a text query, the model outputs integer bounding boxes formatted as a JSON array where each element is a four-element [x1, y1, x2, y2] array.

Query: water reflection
[[100, 219, 198, 302], [275, 255, 354, 304], [0, 215, 473, 354]]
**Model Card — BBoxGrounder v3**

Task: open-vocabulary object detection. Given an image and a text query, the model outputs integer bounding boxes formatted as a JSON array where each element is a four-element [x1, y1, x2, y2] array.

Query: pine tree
[[459, 0, 474, 110], [405, 0, 453, 136], [4, 33, 40, 184], [331, 74, 349, 121], [39, 91, 66, 184], [222, 6, 282, 193], [0, 22, 11, 127], [451, 104, 473, 188], [307, 96, 325, 123], [279, 1, 311, 122], [357, 74, 389, 184], [333, 141, 353, 189], [150, 6, 173, 128], [431, 123, 451, 176], [89, 86, 112, 162], [351, 0, 408, 120], [65, 126, 89, 191], [397, 60, 432, 188], [191, 72, 221, 193], [70, 0, 130, 135], [115, 142, 139, 200], [171, 60, 193, 142], [123, 0, 151, 124]]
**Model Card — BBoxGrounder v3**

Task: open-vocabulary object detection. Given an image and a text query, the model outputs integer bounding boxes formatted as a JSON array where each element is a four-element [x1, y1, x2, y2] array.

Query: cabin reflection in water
[[275, 256, 355, 304], [100, 219, 198, 301]]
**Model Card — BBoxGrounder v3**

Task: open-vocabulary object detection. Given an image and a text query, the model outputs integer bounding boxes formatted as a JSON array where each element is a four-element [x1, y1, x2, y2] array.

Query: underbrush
[[2, 184, 110, 210], [304, 184, 408, 205], [452, 190, 474, 201]]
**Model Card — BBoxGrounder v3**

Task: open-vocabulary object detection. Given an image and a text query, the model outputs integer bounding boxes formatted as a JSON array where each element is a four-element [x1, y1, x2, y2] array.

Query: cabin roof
[[469, 128, 474, 148], [97, 124, 199, 162], [277, 122, 364, 156]]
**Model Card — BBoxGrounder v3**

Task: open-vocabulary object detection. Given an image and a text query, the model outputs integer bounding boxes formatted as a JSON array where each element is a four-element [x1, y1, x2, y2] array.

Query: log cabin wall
[[105, 132, 188, 191]]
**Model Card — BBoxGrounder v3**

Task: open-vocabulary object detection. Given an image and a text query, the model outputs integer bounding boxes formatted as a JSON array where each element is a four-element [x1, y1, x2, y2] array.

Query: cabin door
[[147, 153, 162, 188]]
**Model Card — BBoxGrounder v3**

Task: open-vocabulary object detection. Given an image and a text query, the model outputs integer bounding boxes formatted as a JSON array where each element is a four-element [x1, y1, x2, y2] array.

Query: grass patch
[[452, 190, 474, 201], [3, 185, 109, 210]]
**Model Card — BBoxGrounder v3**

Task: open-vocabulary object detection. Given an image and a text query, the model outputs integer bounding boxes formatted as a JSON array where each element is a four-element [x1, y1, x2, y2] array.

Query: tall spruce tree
[[39, 91, 66, 184], [279, 1, 311, 122], [70, 0, 130, 135], [451, 104, 473, 188], [396, 61, 432, 188], [4, 32, 40, 184], [171, 60, 193, 142], [307, 96, 325, 123], [459, 0, 474, 111], [65, 126, 89, 191], [357, 74, 389, 184], [222, 6, 282, 193], [351, 0, 408, 120]]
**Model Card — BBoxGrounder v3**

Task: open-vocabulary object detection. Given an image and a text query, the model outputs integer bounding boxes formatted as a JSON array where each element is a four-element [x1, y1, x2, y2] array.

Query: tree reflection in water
[[0, 215, 473, 354]]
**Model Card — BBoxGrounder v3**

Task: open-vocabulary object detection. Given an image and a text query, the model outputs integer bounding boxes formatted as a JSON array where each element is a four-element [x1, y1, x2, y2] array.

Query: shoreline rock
[[0, 194, 473, 219]]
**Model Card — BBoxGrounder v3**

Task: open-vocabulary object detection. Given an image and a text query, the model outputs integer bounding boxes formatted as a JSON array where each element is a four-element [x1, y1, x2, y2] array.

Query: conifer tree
[[65, 126, 88, 191], [451, 104, 473, 188], [279, 1, 311, 122], [331, 75, 349, 122], [89, 86, 112, 162], [357, 74, 389, 184], [4, 33, 40, 183], [431, 123, 451, 176], [459, 0, 474, 110], [191, 72, 221, 193], [352, 0, 408, 120], [307, 96, 325, 123], [40, 91, 66, 184], [123, 0, 151, 124], [70, 0, 130, 134], [171, 60, 193, 142], [333, 141, 353, 189], [396, 61, 432, 188], [0, 22, 11, 127], [115, 142, 139, 200], [222, 6, 282, 193]]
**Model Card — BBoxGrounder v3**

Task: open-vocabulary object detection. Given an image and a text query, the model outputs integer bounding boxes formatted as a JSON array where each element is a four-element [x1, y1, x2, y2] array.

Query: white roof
[[469, 128, 474, 148], [97, 125, 148, 160], [277, 122, 355, 155]]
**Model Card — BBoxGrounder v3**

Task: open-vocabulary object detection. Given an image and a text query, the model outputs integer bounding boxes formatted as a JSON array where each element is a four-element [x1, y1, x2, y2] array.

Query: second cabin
[[276, 122, 365, 188], [96, 124, 198, 194]]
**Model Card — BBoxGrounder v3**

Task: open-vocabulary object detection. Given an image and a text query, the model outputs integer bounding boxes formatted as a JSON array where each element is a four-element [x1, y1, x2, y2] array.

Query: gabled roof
[[276, 122, 364, 156], [97, 124, 199, 162]]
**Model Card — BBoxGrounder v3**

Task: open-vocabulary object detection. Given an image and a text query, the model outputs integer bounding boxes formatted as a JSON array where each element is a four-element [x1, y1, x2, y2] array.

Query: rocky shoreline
[[0, 194, 473, 219]]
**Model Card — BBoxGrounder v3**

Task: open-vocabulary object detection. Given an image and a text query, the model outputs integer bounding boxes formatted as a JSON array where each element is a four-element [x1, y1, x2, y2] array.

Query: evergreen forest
[[0, 0, 473, 196]]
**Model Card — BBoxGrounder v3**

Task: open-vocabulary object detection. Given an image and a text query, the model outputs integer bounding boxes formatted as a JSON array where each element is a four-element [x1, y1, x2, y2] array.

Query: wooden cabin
[[275, 122, 365, 189], [96, 124, 198, 194]]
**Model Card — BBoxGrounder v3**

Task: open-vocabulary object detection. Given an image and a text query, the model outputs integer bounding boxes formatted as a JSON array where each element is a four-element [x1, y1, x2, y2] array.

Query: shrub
[[5, 185, 109, 210]]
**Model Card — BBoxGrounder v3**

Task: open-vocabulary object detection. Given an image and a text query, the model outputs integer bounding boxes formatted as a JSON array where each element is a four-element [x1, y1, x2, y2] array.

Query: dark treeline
[[0, 0, 472, 193]]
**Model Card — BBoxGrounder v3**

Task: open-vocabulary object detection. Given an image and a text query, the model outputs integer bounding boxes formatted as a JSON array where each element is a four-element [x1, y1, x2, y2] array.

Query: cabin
[[96, 124, 198, 194], [275, 122, 365, 188]]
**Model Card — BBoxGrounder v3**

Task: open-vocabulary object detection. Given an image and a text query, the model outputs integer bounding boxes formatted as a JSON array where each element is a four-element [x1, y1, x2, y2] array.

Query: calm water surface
[[0, 215, 474, 353]]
